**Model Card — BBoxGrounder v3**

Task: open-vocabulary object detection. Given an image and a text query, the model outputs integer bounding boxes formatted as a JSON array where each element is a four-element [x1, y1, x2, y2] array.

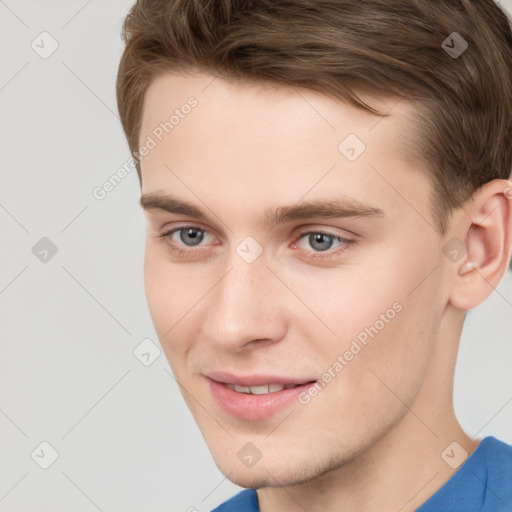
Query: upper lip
[[205, 371, 316, 387]]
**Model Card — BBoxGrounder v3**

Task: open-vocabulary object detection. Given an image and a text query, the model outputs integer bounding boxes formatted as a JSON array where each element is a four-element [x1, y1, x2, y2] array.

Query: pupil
[[181, 228, 204, 246], [310, 233, 332, 252]]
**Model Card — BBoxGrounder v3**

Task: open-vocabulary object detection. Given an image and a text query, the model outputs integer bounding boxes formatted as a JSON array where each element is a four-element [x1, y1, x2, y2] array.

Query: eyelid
[[293, 224, 356, 240], [158, 222, 355, 240]]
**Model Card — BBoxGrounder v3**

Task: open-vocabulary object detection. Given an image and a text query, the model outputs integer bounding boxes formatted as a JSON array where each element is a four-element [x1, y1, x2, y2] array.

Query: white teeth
[[228, 383, 288, 394], [249, 385, 270, 395]]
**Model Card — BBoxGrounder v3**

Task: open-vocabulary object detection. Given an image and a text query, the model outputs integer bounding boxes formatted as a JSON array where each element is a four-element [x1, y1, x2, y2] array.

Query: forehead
[[140, 72, 413, 149], [138, 72, 428, 224]]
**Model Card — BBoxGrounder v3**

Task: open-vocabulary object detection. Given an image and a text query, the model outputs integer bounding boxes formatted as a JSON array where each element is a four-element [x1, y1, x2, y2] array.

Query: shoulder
[[479, 436, 512, 486], [479, 435, 512, 459], [417, 436, 512, 512], [211, 489, 259, 512]]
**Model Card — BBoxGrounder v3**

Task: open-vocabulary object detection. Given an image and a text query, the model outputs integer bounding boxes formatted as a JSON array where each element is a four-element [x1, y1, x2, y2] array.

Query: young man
[[116, 1, 512, 510]]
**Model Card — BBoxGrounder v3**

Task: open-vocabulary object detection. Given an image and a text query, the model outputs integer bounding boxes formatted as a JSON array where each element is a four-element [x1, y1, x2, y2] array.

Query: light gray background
[[1, 1, 511, 511]]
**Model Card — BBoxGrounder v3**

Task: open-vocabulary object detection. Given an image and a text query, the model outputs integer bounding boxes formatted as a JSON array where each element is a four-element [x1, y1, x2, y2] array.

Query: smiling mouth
[[208, 376, 318, 420]]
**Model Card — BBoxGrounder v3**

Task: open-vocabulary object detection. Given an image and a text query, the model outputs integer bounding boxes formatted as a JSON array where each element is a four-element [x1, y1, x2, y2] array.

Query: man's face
[[139, 72, 450, 487]]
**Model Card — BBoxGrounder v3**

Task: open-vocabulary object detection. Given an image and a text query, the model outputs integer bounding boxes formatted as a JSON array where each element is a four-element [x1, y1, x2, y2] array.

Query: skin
[[138, 71, 512, 512]]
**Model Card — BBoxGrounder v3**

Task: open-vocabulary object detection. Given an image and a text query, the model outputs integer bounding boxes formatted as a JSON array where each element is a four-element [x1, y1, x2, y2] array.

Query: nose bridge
[[202, 250, 287, 349]]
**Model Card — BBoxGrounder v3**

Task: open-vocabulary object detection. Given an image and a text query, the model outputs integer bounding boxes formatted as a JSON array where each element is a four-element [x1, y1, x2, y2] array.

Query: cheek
[[143, 247, 185, 346], [143, 244, 214, 359], [288, 265, 407, 354], [144, 248, 168, 324], [297, 260, 439, 393]]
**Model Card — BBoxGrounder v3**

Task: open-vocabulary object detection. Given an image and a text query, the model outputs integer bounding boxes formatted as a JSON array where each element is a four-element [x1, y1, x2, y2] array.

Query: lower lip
[[208, 379, 316, 421]]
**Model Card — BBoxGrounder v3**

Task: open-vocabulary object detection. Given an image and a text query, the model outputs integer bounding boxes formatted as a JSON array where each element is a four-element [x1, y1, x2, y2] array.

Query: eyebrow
[[139, 192, 384, 227]]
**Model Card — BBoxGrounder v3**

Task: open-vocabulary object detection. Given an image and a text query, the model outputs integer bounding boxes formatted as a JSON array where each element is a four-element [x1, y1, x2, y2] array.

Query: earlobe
[[449, 179, 512, 311]]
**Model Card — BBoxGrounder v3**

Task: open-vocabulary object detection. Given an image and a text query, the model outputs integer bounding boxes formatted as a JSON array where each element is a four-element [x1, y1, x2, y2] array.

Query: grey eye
[[178, 228, 205, 246], [307, 233, 335, 252]]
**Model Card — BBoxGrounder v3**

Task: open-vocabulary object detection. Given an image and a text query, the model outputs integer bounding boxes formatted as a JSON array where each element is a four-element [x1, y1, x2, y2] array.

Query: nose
[[201, 254, 289, 352]]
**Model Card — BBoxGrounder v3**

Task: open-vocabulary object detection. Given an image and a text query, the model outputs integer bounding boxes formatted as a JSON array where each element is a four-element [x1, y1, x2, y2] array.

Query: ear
[[447, 179, 512, 311]]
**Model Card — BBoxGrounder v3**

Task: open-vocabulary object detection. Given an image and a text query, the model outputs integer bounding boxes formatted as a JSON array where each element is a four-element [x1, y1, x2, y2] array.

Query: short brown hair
[[116, 0, 512, 233]]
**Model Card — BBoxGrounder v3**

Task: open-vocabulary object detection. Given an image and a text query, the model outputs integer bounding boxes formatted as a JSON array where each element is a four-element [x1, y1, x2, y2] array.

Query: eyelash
[[155, 225, 355, 261]]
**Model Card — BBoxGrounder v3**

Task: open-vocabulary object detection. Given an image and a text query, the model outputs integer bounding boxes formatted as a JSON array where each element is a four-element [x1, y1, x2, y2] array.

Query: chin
[[211, 447, 345, 489]]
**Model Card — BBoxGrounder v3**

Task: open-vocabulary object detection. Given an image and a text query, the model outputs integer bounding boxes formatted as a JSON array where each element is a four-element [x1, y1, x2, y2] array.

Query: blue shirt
[[211, 436, 512, 511]]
